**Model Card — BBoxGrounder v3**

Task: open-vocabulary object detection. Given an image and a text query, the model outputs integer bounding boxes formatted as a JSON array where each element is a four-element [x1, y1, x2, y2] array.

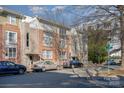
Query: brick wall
[[0, 25, 3, 60], [0, 24, 21, 64]]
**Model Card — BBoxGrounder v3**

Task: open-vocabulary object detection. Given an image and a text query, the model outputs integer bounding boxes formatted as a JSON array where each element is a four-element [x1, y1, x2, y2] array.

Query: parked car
[[63, 60, 83, 68], [104, 60, 119, 65], [0, 61, 26, 74], [70, 60, 83, 68], [98, 60, 121, 71], [32, 61, 61, 72]]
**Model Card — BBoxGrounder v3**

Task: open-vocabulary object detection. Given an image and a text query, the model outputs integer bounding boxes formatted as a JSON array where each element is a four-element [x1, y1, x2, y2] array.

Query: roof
[[0, 7, 25, 19], [36, 16, 70, 30]]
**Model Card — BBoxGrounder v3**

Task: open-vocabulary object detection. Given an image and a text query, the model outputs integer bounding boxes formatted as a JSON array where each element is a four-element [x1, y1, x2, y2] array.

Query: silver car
[[32, 61, 60, 72]]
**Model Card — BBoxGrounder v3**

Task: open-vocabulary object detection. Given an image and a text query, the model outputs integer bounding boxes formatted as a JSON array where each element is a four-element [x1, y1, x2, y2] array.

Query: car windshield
[[71, 60, 79, 63], [0, 61, 15, 66], [6, 62, 15, 66], [45, 61, 54, 65], [104, 60, 117, 66], [35, 62, 44, 65]]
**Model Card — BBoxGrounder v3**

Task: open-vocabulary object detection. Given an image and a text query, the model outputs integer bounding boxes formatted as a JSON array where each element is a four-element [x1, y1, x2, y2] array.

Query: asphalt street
[[0, 68, 100, 88], [0, 68, 123, 88]]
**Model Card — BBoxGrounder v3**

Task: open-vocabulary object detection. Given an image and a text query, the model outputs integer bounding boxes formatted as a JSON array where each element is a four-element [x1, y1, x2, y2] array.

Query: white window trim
[[5, 47, 17, 58], [42, 50, 53, 59], [60, 39, 66, 48], [60, 51, 67, 59], [7, 15, 17, 25], [5, 31, 17, 44], [43, 34, 53, 47]]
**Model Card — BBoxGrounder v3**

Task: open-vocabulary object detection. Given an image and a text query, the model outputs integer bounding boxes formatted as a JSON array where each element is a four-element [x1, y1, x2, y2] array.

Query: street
[[0, 68, 101, 88]]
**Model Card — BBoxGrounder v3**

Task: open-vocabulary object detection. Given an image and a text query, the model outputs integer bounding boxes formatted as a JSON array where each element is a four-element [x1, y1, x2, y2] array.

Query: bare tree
[[71, 25, 88, 66], [95, 5, 124, 68], [70, 5, 124, 69]]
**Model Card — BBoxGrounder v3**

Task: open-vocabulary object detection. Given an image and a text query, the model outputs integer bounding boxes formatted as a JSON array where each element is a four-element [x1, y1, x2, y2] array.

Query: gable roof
[[36, 16, 70, 30], [0, 7, 25, 19]]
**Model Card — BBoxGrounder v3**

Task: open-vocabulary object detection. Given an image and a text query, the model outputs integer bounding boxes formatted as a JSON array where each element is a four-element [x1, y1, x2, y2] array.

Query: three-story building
[[21, 16, 71, 70], [0, 7, 25, 63]]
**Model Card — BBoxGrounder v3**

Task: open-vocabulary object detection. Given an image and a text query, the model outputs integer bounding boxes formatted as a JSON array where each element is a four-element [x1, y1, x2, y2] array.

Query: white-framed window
[[60, 51, 66, 59], [7, 15, 17, 25], [43, 33, 53, 47], [60, 29, 66, 36], [5, 47, 16, 58], [42, 50, 53, 59], [5, 31, 17, 44], [60, 39, 66, 48]]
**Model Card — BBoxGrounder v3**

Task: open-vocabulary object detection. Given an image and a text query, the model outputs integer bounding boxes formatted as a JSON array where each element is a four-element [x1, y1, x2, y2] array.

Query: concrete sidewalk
[[72, 68, 124, 87]]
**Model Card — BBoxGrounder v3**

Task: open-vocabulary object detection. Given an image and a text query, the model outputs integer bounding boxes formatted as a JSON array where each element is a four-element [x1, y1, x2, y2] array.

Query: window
[[5, 31, 17, 44], [103, 22, 111, 29], [5, 48, 16, 58], [26, 33, 30, 47], [42, 51, 53, 59], [7, 15, 17, 25], [87, 26, 93, 30], [45, 61, 53, 65], [96, 24, 101, 29], [60, 29, 66, 39], [74, 41, 77, 52], [60, 29, 66, 36], [60, 51, 66, 59], [60, 39, 66, 48], [43, 33, 53, 47]]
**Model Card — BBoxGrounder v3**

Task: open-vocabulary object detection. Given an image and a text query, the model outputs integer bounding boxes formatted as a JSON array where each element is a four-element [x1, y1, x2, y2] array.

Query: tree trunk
[[121, 40, 124, 68], [119, 8, 124, 68], [82, 29, 88, 67]]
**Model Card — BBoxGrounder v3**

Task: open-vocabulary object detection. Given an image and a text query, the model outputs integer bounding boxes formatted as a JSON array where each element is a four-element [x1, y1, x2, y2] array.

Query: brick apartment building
[[0, 7, 86, 70], [0, 7, 25, 63], [21, 16, 71, 69]]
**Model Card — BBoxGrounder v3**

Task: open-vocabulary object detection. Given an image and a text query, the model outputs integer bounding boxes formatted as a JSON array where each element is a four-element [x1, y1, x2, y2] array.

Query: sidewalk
[[72, 68, 124, 87]]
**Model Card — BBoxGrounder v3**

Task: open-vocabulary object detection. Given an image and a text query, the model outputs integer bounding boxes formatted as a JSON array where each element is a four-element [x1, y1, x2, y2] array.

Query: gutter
[[0, 7, 25, 19]]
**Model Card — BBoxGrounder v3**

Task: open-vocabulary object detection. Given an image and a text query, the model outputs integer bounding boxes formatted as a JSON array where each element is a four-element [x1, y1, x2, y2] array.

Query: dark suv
[[70, 60, 83, 68], [0, 61, 26, 74], [63, 60, 83, 68], [104, 60, 118, 65]]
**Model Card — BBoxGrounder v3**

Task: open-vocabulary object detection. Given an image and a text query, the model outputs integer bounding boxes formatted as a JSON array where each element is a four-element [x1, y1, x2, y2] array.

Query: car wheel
[[71, 65, 75, 68], [33, 69, 36, 72], [80, 64, 83, 67], [42, 67, 46, 72], [56, 66, 60, 70], [18, 69, 25, 74], [59, 66, 63, 70]]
